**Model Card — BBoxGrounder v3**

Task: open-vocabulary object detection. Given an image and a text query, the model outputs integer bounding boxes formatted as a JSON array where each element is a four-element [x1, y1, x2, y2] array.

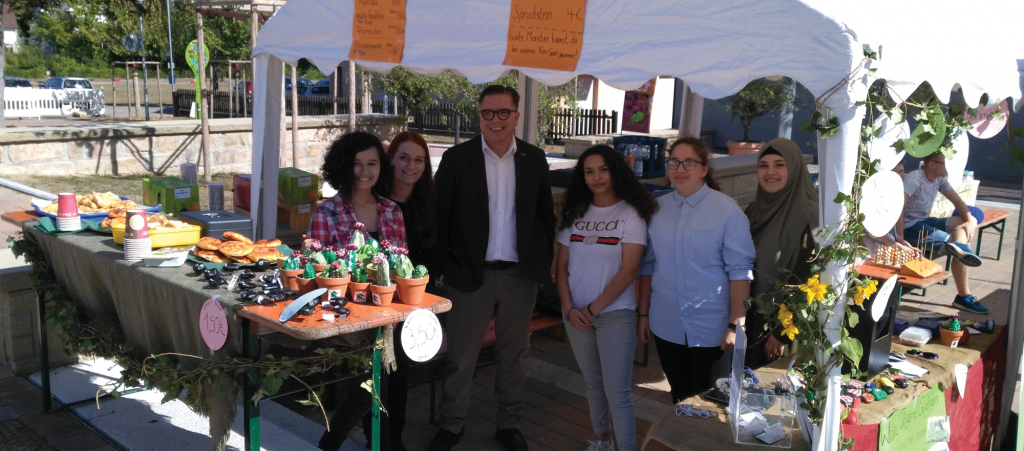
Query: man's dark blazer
[[434, 135, 557, 293]]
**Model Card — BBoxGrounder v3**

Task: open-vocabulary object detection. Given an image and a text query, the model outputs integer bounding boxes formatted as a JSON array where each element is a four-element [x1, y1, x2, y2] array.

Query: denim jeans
[[904, 217, 950, 249], [564, 308, 638, 451]]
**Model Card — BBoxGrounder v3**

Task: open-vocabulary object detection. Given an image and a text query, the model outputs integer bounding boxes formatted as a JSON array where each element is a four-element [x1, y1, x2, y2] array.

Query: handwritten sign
[[502, 0, 586, 71], [200, 297, 229, 351], [965, 99, 1009, 139], [400, 309, 443, 362], [349, 0, 406, 63], [621, 78, 657, 134], [878, 386, 947, 451]]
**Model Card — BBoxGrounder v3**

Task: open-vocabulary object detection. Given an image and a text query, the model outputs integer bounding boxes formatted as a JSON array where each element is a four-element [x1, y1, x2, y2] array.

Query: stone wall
[[0, 249, 79, 376], [0, 114, 404, 177]]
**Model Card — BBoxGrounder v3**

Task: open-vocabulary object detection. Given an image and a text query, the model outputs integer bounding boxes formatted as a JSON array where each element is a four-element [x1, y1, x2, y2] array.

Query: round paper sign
[[965, 99, 1009, 139], [400, 309, 443, 362], [871, 275, 898, 322], [868, 115, 908, 172], [904, 106, 947, 158], [859, 171, 905, 238], [200, 297, 229, 351]]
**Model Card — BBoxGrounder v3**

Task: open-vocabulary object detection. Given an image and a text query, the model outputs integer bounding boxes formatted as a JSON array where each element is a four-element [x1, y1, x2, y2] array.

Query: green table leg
[[37, 289, 51, 412], [372, 326, 382, 451], [242, 318, 261, 451]]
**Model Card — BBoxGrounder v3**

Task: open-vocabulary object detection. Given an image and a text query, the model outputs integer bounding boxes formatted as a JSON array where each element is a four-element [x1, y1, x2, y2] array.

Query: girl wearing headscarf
[[744, 138, 819, 369]]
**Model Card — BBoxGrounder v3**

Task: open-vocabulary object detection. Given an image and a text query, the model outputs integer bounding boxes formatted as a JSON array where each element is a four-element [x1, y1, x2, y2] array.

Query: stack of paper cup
[[180, 162, 198, 186], [208, 183, 224, 210], [56, 193, 81, 231], [123, 209, 152, 261]]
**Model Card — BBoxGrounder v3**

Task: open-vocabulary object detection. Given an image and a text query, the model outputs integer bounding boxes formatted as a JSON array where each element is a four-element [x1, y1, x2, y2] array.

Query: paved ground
[[0, 178, 1020, 450]]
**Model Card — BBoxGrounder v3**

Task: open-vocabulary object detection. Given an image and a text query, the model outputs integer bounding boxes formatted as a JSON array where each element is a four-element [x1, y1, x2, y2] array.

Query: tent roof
[[253, 0, 1023, 106]]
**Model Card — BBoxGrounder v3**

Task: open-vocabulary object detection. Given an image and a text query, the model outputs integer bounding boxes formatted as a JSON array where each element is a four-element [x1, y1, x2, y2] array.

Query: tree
[[724, 77, 797, 142]]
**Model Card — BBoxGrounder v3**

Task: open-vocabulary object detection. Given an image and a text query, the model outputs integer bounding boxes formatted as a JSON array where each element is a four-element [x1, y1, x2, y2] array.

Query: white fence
[[4, 88, 106, 118]]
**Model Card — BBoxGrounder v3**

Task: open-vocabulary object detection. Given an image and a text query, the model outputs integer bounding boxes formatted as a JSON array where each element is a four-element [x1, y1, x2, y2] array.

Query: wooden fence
[[172, 90, 397, 118]]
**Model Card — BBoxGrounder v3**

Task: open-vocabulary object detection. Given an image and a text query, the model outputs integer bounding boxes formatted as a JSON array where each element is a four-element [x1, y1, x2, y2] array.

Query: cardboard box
[[278, 202, 315, 230], [278, 168, 319, 205], [143, 176, 199, 214], [233, 174, 251, 212]]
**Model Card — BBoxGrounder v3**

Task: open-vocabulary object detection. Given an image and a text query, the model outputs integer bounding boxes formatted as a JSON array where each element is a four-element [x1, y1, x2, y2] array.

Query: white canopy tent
[[249, 0, 1024, 448]]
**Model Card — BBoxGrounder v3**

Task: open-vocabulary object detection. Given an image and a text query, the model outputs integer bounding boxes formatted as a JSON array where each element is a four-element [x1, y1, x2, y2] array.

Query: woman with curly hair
[[306, 130, 406, 250], [638, 137, 755, 403], [309, 131, 407, 451], [556, 145, 656, 451]]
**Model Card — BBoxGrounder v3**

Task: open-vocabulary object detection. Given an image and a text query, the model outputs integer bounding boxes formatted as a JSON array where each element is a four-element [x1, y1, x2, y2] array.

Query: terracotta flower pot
[[295, 276, 319, 296], [939, 328, 964, 347], [280, 269, 303, 291], [368, 283, 397, 307], [317, 275, 351, 302], [313, 264, 330, 275], [726, 140, 764, 156], [395, 275, 429, 305], [348, 281, 370, 304]]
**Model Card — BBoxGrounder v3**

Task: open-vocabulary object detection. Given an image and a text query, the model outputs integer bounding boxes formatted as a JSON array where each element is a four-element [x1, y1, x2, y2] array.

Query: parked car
[[4, 77, 33, 88], [285, 77, 312, 95], [308, 78, 331, 96], [234, 80, 253, 94], [42, 77, 95, 90]]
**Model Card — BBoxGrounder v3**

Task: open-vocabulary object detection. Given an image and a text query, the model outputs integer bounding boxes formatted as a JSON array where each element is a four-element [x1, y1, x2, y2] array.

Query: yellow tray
[[112, 224, 202, 248]]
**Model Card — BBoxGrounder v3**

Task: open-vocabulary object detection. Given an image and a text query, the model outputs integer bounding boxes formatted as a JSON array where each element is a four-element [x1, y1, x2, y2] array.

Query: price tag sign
[[400, 309, 443, 362], [349, 0, 406, 63], [502, 0, 586, 71], [200, 296, 229, 351]]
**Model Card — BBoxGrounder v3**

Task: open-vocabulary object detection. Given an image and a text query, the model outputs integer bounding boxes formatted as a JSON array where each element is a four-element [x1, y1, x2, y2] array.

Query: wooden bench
[[427, 314, 563, 423], [928, 209, 1013, 293]]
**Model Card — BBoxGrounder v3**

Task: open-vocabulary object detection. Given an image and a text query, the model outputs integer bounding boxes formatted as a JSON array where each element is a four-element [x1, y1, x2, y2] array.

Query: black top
[[394, 200, 430, 269]]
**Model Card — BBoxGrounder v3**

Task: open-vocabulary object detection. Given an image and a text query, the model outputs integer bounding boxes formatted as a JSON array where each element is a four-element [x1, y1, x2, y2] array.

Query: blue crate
[[643, 183, 674, 198], [612, 135, 667, 179]]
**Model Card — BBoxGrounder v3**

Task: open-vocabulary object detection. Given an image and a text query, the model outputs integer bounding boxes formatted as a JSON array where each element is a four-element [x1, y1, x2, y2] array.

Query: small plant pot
[[279, 269, 303, 291], [396, 275, 429, 305], [726, 140, 764, 156], [295, 276, 319, 296], [312, 264, 330, 275], [348, 281, 371, 304], [367, 267, 398, 285], [317, 275, 351, 302], [940, 328, 964, 347], [368, 283, 397, 307]]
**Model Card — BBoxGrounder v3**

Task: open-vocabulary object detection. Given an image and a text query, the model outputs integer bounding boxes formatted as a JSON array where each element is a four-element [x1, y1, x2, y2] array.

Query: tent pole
[[997, 184, 1024, 450], [348, 61, 356, 132], [197, 11, 212, 183], [291, 64, 299, 167]]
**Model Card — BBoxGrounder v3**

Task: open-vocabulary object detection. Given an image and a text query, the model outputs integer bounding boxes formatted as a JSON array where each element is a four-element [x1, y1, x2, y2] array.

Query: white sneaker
[[586, 439, 615, 451]]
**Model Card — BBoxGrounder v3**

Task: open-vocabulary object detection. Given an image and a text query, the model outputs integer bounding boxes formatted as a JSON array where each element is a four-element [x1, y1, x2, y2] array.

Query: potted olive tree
[[724, 77, 797, 155]]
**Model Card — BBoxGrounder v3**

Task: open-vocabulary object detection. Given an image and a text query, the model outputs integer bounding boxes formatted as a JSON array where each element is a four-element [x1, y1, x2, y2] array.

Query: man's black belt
[[483, 260, 517, 271]]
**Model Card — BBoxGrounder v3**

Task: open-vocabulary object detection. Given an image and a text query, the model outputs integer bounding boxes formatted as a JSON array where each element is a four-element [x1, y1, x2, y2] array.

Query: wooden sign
[[502, 0, 586, 71], [349, 0, 406, 63]]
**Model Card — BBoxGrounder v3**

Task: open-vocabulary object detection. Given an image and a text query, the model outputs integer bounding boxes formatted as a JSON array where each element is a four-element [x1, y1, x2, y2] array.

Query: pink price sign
[[965, 99, 1009, 139], [199, 297, 229, 351]]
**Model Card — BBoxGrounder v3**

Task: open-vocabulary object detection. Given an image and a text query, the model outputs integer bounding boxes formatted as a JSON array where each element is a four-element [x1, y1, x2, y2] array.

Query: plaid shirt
[[307, 194, 407, 250]]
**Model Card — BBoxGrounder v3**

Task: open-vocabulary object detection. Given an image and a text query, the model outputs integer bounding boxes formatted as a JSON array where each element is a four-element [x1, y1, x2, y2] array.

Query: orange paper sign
[[503, 0, 586, 72], [349, 0, 406, 63]]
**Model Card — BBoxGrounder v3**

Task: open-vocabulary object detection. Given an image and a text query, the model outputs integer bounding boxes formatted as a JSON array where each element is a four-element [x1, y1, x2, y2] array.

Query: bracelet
[[586, 304, 596, 316], [727, 323, 737, 330], [563, 310, 571, 321]]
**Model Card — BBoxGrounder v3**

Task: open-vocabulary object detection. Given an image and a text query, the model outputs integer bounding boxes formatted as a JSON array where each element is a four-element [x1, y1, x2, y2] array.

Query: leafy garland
[[751, 44, 1000, 450], [6, 232, 371, 420]]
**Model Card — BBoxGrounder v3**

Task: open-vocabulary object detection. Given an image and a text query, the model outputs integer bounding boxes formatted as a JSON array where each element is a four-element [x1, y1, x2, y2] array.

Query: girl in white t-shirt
[[556, 145, 657, 451]]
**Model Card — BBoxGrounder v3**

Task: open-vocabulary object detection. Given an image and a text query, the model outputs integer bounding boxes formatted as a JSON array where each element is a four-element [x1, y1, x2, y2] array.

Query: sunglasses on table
[[906, 349, 939, 360], [480, 109, 516, 120]]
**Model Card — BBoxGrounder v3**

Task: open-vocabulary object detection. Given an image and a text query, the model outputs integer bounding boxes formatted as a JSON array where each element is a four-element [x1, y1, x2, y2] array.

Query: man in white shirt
[[431, 85, 557, 451], [899, 152, 987, 314]]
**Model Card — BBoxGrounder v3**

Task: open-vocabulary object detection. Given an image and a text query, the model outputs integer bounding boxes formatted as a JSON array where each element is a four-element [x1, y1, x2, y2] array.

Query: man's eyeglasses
[[480, 109, 515, 120], [667, 158, 701, 170]]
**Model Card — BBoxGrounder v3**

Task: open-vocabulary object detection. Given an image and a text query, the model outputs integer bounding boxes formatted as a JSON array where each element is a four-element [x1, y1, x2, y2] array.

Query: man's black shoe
[[495, 428, 529, 451], [428, 427, 464, 451]]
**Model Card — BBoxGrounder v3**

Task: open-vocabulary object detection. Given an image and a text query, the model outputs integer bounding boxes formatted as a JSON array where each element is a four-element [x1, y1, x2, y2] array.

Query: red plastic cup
[[57, 193, 79, 218], [124, 209, 150, 239]]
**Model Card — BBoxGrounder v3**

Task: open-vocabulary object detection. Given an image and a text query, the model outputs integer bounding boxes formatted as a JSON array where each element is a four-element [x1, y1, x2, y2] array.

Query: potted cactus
[[348, 262, 371, 303], [295, 259, 320, 295], [396, 258, 429, 305], [368, 256, 397, 306], [310, 251, 330, 274], [317, 261, 351, 302], [940, 313, 964, 347], [280, 252, 304, 291]]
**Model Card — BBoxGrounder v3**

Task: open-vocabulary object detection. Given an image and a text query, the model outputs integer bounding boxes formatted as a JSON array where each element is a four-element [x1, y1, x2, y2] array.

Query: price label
[[298, 203, 311, 214], [298, 176, 312, 187], [174, 187, 192, 200], [200, 297, 229, 351], [400, 309, 443, 362]]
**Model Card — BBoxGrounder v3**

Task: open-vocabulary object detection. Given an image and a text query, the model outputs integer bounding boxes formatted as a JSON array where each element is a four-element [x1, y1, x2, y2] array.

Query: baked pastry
[[219, 240, 255, 258], [222, 231, 252, 244], [108, 208, 128, 218], [194, 248, 229, 263], [247, 246, 282, 261], [255, 238, 282, 247], [197, 237, 223, 251], [230, 256, 254, 264]]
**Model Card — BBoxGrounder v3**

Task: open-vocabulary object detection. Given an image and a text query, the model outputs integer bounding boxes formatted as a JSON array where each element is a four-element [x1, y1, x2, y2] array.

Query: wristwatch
[[727, 323, 737, 330]]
